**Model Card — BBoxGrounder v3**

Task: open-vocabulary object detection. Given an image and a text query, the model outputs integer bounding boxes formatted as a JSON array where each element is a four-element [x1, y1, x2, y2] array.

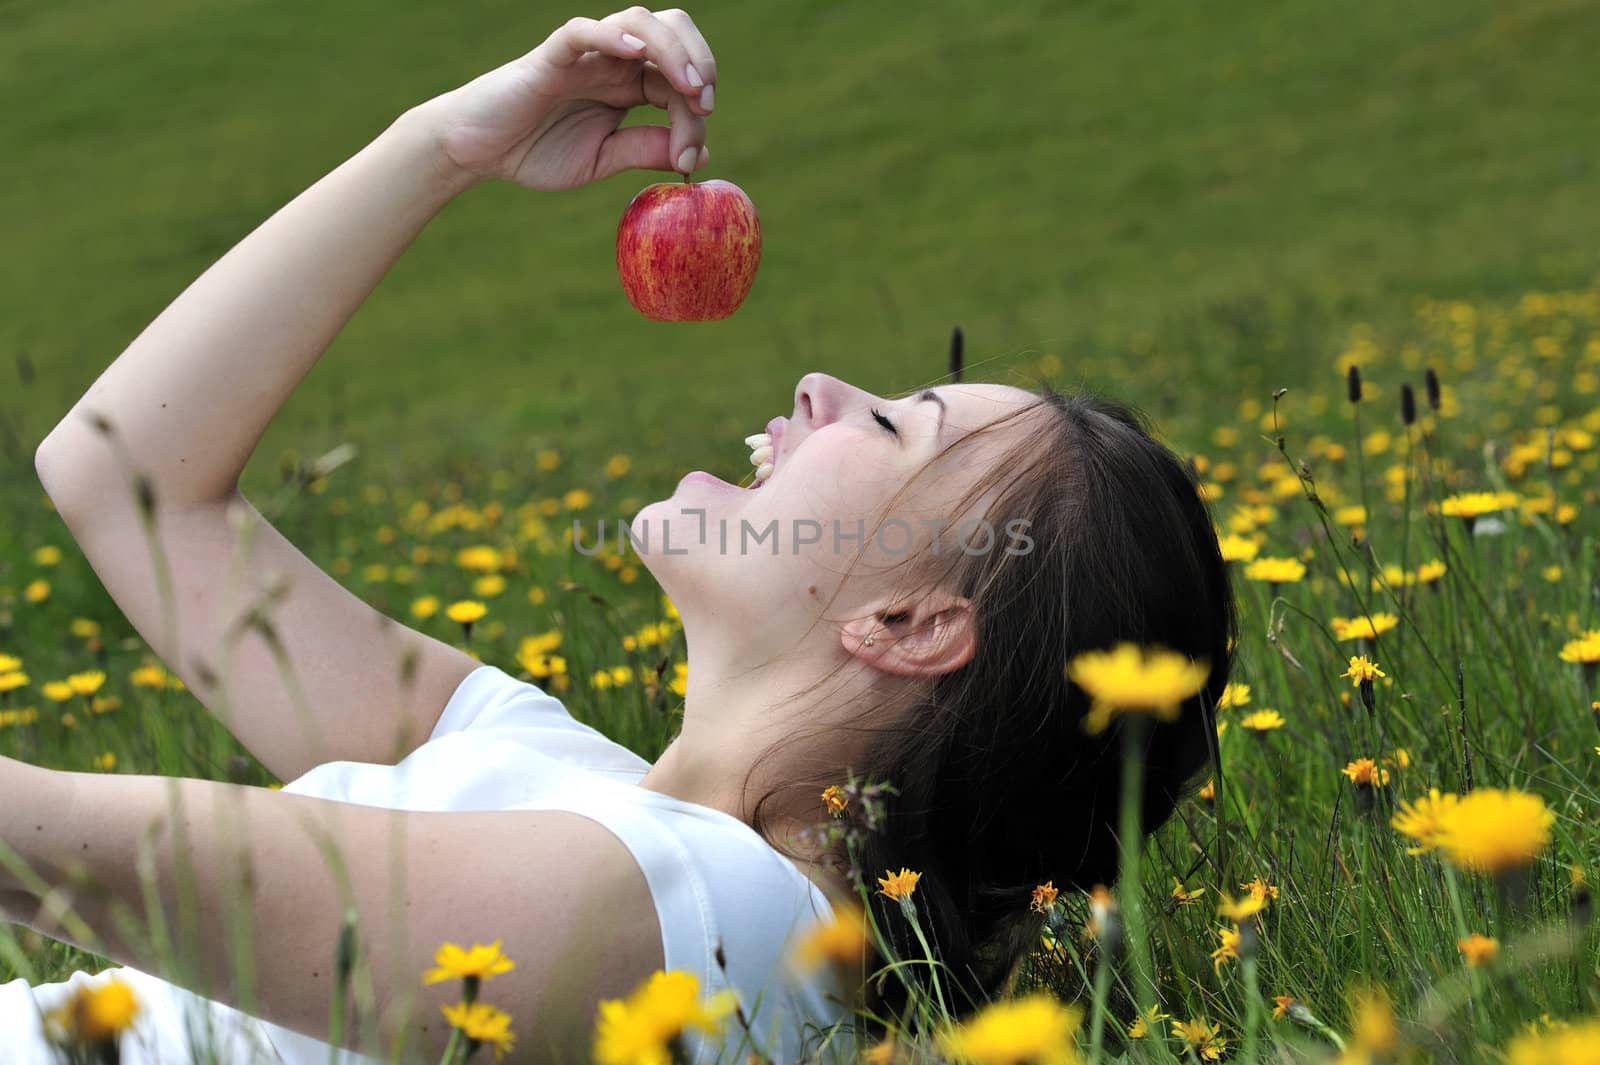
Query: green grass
[[2, 0, 1599, 1061]]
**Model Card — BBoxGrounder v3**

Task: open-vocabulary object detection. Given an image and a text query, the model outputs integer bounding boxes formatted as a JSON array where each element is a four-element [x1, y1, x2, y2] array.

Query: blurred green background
[[3, 0, 1596, 489]]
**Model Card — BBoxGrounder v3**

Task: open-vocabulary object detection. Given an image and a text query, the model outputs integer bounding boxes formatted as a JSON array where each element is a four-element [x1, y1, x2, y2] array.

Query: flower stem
[[1119, 718, 1153, 1015]]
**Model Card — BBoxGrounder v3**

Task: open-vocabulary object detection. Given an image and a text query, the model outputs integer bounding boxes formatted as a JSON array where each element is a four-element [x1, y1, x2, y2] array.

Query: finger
[[593, 124, 709, 182], [538, 14, 658, 69], [598, 7, 704, 104], [641, 64, 706, 174], [654, 9, 716, 112]]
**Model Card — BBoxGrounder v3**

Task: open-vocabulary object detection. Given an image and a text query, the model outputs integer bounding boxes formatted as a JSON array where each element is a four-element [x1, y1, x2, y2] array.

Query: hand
[[417, 7, 717, 192]]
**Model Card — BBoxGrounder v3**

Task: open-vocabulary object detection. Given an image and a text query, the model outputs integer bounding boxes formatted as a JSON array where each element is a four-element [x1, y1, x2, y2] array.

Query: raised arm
[[0, 754, 666, 1063], [30, 9, 718, 779]]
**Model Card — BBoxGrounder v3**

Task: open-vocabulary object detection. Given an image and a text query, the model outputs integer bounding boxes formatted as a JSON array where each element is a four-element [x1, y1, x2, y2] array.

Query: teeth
[[744, 433, 771, 447], [745, 431, 776, 488], [749, 445, 773, 465], [752, 461, 774, 482]]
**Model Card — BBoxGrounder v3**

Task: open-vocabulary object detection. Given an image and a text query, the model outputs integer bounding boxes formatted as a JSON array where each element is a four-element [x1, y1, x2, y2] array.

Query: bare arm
[[0, 754, 664, 1063], [31, 9, 719, 778]]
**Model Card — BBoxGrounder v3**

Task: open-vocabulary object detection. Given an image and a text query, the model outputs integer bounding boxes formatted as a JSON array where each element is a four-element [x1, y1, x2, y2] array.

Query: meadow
[[2, 0, 1599, 1061]]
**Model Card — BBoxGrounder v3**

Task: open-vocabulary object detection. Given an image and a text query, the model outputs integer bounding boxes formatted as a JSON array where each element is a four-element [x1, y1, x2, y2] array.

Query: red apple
[[616, 178, 762, 322]]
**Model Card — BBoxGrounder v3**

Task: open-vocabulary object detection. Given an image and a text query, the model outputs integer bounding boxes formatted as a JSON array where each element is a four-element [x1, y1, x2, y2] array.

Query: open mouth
[[743, 416, 787, 489]]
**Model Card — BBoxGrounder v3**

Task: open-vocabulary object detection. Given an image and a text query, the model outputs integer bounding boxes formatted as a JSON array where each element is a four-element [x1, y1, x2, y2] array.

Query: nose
[[794, 372, 878, 429]]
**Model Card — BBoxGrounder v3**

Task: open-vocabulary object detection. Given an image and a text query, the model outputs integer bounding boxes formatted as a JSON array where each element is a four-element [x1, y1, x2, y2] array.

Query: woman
[[6, 6, 1234, 1063]]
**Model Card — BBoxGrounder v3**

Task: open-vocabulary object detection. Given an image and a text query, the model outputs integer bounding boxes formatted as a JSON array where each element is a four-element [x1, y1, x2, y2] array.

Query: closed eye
[[870, 408, 899, 438]]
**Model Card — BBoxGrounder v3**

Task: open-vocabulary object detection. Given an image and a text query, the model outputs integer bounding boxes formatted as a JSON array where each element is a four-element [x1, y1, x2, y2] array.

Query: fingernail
[[685, 64, 704, 88], [621, 33, 647, 51], [700, 84, 714, 111], [698, 145, 709, 167], [679, 147, 697, 172]]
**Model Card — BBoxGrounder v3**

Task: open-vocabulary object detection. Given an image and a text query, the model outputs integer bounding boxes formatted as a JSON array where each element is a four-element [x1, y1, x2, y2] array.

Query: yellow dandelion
[[1505, 1018, 1600, 1065], [1217, 534, 1260, 563], [1218, 682, 1252, 710], [1272, 996, 1296, 1020], [46, 977, 140, 1043], [1217, 891, 1267, 923], [42, 681, 75, 703], [445, 600, 487, 625], [1065, 643, 1210, 735], [1440, 491, 1510, 520], [789, 902, 868, 974], [1331, 613, 1399, 641], [877, 868, 921, 902], [1559, 630, 1600, 664], [1342, 758, 1390, 788], [1239, 877, 1280, 906], [1415, 559, 1447, 583], [67, 671, 106, 696], [1243, 557, 1307, 584], [33, 545, 63, 566], [1391, 788, 1460, 854], [1210, 925, 1240, 972], [821, 785, 849, 817], [0, 671, 29, 693], [424, 940, 516, 985], [1169, 879, 1206, 907], [1128, 1003, 1169, 1039], [1239, 709, 1286, 732], [472, 574, 508, 598], [1170, 1016, 1228, 1061], [1339, 656, 1386, 684], [441, 1001, 516, 1060], [93, 752, 116, 771], [24, 579, 50, 604], [936, 992, 1083, 1065], [1018, 882, 1055, 917], [1347, 985, 1398, 1055], [1457, 933, 1499, 967], [1435, 787, 1553, 875], [593, 969, 740, 1065]]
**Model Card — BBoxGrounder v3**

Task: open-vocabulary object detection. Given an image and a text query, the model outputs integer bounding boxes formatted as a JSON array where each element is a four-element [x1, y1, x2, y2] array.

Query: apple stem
[[683, 171, 691, 185]]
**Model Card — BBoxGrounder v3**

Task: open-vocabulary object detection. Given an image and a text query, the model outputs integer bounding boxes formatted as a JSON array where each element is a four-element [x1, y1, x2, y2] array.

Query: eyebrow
[[918, 389, 948, 439]]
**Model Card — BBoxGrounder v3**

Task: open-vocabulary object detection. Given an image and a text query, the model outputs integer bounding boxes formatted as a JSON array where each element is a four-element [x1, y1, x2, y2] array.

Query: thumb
[[593, 124, 707, 182]]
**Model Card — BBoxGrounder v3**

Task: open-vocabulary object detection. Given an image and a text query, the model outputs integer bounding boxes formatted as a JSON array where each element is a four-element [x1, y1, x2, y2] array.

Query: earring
[[864, 633, 876, 647]]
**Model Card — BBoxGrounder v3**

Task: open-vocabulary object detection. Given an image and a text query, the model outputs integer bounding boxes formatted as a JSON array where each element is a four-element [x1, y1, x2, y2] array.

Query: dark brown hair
[[737, 383, 1235, 1047]]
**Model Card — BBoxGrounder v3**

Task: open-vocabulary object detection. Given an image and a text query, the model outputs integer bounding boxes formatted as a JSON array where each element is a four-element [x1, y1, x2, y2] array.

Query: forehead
[[923, 383, 1039, 429]]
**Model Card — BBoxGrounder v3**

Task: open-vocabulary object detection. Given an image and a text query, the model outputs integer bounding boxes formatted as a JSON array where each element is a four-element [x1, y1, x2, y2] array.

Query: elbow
[[34, 413, 106, 515]]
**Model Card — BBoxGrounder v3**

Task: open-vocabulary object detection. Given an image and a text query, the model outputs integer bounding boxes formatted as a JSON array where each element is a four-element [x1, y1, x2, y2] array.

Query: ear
[[840, 590, 977, 678]]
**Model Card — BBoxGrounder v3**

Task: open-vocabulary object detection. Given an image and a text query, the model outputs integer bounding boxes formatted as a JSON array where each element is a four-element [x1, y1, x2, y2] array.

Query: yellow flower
[[1272, 996, 1296, 1020], [441, 1001, 516, 1060], [593, 970, 740, 1065], [1239, 709, 1286, 732], [876, 868, 921, 902], [69, 618, 100, 639], [1170, 1016, 1228, 1061], [472, 574, 508, 598], [24, 579, 50, 603], [936, 992, 1083, 1065], [1243, 557, 1307, 584], [445, 600, 487, 625], [1217, 891, 1266, 923], [1197, 778, 1216, 802], [1218, 682, 1251, 710], [517, 650, 567, 679], [42, 681, 75, 703], [1210, 925, 1241, 972], [1391, 788, 1460, 854], [93, 752, 116, 772], [822, 785, 849, 817], [1340, 656, 1386, 684], [0, 671, 29, 693], [1217, 534, 1260, 563], [33, 545, 63, 566], [455, 545, 504, 573], [45, 977, 141, 1043], [1239, 877, 1280, 906], [129, 663, 169, 688], [1559, 630, 1600, 664], [1457, 933, 1499, 967], [1435, 787, 1553, 875], [1128, 1003, 1169, 1039], [605, 454, 633, 479], [788, 902, 867, 974], [1440, 491, 1511, 520], [423, 940, 516, 985], [1331, 613, 1399, 641], [1347, 985, 1398, 1055], [563, 488, 593, 511], [67, 670, 106, 696], [1170, 879, 1206, 907], [1415, 559, 1448, 583], [1342, 758, 1390, 788], [0, 653, 22, 672], [1065, 643, 1210, 735], [1505, 1017, 1600, 1065], [1030, 881, 1060, 914]]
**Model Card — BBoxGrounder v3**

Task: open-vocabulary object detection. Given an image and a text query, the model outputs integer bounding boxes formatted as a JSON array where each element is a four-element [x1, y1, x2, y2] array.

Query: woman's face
[[633, 373, 1042, 647]]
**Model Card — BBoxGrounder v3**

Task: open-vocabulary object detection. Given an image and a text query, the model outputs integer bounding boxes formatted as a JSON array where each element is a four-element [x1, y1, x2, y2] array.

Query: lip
[[764, 416, 788, 475], [679, 470, 746, 494]]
